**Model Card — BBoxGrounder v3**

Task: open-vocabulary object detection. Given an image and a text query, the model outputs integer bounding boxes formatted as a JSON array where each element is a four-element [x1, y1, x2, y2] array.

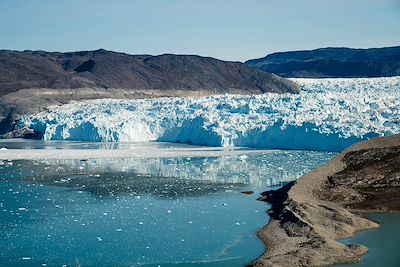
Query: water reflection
[[0, 139, 203, 150], [1, 150, 334, 198]]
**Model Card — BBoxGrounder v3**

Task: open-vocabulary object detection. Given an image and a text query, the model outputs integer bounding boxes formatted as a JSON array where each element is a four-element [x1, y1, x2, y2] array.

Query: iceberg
[[21, 77, 400, 152]]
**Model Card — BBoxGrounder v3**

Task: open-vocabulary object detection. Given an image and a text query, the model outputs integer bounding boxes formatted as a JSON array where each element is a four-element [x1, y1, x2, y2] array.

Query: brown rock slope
[[253, 134, 400, 267], [0, 49, 298, 135], [0, 49, 298, 96]]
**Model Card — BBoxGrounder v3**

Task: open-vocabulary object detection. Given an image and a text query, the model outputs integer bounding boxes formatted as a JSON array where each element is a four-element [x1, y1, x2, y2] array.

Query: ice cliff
[[21, 77, 400, 152]]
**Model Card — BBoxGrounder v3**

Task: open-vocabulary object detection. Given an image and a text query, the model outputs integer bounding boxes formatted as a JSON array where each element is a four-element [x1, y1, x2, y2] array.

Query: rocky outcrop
[[253, 134, 400, 266]]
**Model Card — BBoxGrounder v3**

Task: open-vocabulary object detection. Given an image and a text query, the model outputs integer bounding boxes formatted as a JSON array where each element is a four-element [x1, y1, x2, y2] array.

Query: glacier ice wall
[[22, 77, 400, 152]]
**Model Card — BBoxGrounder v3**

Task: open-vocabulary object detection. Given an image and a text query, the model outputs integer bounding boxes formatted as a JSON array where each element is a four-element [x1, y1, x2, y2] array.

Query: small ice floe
[[235, 222, 240, 226], [97, 237, 102, 242], [94, 174, 101, 177], [222, 203, 227, 206], [18, 207, 27, 211], [21, 257, 31, 260], [116, 228, 122, 232], [239, 155, 248, 161], [167, 210, 172, 213]]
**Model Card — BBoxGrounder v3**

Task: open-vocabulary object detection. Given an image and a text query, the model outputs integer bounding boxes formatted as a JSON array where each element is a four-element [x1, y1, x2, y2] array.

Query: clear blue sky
[[0, 0, 399, 61]]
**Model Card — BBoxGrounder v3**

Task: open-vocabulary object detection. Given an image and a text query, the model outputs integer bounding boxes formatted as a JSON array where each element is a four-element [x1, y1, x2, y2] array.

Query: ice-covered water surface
[[22, 77, 400, 151], [0, 147, 334, 267]]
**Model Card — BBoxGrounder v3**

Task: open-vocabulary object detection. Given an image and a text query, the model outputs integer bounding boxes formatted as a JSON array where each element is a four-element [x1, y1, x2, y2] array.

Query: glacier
[[21, 76, 400, 152]]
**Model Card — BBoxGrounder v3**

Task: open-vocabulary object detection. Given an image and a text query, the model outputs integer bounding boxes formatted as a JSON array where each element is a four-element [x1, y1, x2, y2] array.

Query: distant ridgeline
[[246, 46, 400, 78]]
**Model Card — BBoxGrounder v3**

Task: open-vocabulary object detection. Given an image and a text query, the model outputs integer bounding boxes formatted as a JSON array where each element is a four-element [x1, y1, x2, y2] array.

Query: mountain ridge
[[245, 46, 400, 78], [0, 49, 298, 96]]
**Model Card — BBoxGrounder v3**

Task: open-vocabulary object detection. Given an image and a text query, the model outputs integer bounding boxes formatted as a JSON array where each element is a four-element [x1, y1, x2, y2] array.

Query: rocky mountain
[[0, 49, 298, 96], [0, 49, 299, 136], [246, 46, 400, 78]]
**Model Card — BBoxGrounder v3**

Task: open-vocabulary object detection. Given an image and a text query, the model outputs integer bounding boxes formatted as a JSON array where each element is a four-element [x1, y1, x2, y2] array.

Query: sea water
[[0, 141, 334, 267], [337, 214, 400, 267]]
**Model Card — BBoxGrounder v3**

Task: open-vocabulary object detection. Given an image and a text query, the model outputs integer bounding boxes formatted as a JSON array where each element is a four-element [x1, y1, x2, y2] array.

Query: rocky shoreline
[[252, 134, 400, 267]]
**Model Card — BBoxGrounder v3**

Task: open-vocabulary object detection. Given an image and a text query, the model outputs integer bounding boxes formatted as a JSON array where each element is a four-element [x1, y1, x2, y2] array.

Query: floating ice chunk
[[239, 155, 248, 161]]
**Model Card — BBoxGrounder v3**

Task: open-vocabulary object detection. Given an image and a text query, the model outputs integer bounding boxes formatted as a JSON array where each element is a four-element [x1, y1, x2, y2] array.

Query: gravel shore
[[252, 134, 400, 267]]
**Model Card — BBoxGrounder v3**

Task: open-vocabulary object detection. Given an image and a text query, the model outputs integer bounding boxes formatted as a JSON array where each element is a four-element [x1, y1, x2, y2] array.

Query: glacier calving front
[[23, 77, 400, 152]]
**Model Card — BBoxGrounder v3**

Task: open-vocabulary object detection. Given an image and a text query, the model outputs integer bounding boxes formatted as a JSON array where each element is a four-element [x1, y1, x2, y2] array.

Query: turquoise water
[[0, 142, 334, 267], [338, 213, 400, 267]]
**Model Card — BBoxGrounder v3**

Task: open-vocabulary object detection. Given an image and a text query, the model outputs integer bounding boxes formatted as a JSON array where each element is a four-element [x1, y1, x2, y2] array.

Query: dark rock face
[[246, 46, 400, 78], [0, 49, 298, 97], [322, 145, 400, 211], [74, 60, 95, 73]]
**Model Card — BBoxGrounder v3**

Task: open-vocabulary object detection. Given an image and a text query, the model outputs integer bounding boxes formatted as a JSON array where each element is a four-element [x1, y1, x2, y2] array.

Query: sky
[[0, 0, 399, 62]]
